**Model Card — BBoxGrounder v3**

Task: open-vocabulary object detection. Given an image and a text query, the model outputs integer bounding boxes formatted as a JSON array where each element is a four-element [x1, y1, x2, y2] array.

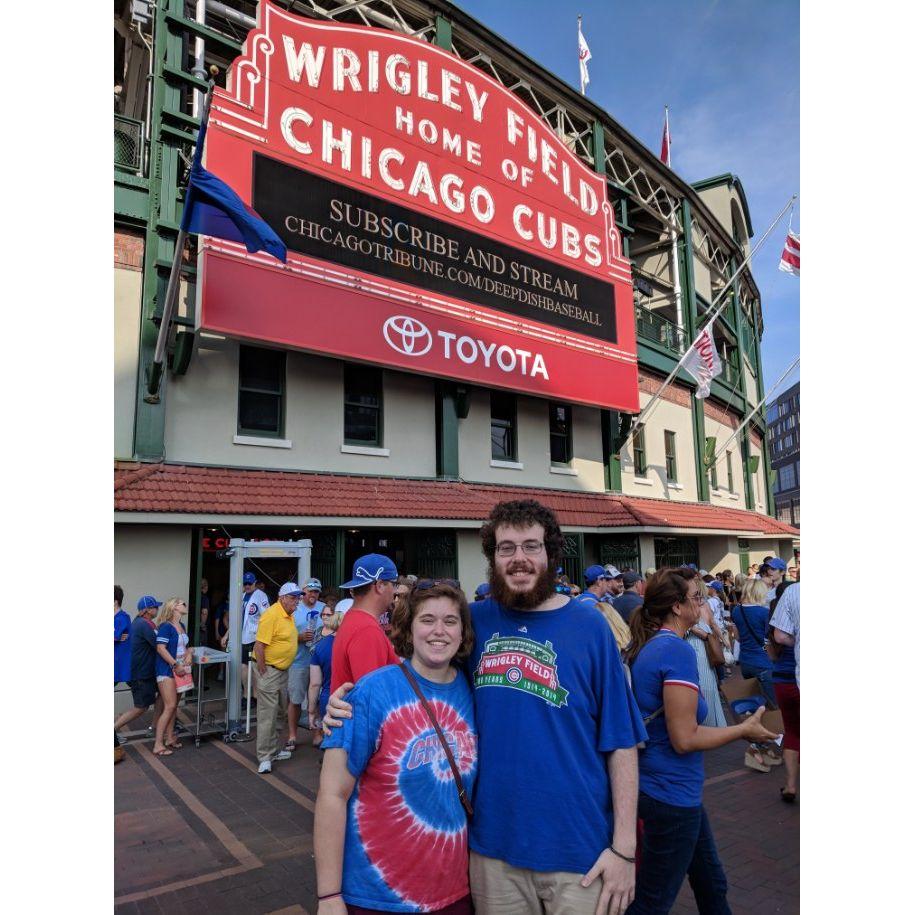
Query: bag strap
[[643, 705, 664, 725], [398, 662, 473, 818], [737, 605, 765, 648]]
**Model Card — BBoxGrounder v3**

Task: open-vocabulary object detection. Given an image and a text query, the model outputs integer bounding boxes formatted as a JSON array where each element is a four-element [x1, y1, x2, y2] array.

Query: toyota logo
[[383, 315, 433, 357]]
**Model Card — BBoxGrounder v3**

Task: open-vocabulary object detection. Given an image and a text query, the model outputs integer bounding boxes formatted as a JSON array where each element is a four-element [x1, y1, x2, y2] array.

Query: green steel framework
[[114, 0, 773, 516]]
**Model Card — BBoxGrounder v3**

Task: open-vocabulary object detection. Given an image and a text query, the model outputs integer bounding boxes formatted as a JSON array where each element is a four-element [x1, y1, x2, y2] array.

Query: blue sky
[[453, 0, 800, 391]]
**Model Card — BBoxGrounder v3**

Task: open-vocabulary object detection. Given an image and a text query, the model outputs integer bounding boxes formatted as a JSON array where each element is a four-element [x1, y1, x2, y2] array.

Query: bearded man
[[467, 499, 646, 915]]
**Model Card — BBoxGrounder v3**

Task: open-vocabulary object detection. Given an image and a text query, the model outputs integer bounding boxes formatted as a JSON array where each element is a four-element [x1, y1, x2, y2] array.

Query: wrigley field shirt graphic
[[467, 597, 647, 873]]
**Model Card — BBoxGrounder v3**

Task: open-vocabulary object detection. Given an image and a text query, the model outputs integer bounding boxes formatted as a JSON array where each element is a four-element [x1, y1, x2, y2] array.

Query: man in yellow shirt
[[254, 582, 302, 773]]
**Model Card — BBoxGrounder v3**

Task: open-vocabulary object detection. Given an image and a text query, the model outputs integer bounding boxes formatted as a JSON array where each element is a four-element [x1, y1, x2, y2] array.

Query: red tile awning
[[114, 462, 798, 537]]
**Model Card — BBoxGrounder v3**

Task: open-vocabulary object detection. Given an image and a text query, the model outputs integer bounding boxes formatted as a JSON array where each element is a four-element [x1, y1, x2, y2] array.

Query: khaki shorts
[[287, 666, 309, 705], [469, 851, 601, 915]]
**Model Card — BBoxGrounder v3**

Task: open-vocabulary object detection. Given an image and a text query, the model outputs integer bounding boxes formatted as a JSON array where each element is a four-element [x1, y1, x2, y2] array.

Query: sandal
[[744, 748, 771, 773], [780, 788, 797, 803], [165, 741, 183, 750], [153, 747, 174, 757], [283, 740, 296, 752]]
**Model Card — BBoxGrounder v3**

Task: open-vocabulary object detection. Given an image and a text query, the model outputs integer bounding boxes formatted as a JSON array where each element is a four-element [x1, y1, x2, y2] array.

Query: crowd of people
[[113, 499, 800, 914]]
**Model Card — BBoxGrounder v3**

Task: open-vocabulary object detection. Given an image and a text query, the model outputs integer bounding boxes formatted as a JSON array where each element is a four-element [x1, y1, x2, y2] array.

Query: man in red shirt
[[330, 553, 400, 692]]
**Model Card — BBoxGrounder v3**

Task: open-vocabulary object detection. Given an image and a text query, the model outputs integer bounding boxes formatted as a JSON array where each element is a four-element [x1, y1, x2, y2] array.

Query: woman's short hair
[[390, 583, 474, 664], [741, 578, 770, 606], [323, 611, 343, 633], [155, 598, 183, 628]]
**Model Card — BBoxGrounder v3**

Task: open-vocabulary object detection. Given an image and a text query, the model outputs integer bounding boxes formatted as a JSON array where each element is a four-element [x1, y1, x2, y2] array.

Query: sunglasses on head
[[415, 578, 461, 591]]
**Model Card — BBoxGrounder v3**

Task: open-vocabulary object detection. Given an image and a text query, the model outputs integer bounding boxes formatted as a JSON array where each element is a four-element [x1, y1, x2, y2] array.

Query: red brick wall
[[638, 369, 691, 408], [114, 229, 144, 272], [703, 398, 740, 430]]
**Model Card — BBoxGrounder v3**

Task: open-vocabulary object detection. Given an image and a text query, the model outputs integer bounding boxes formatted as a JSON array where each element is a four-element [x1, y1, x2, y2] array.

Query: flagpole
[[707, 355, 799, 468], [145, 74, 217, 402], [664, 106, 684, 329], [618, 193, 797, 450]]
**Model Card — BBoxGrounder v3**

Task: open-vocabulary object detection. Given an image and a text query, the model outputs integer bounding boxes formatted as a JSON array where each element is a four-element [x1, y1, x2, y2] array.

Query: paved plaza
[[114, 703, 798, 915]]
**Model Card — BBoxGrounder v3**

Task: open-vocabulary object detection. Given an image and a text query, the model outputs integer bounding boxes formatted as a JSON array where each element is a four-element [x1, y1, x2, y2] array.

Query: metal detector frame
[[225, 538, 312, 735]]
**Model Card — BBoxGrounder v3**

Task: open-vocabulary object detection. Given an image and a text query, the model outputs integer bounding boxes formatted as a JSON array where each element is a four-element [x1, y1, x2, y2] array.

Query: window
[[726, 450, 734, 492], [549, 403, 573, 465], [779, 464, 797, 491], [491, 391, 517, 460], [238, 345, 285, 437], [654, 536, 699, 569], [709, 459, 718, 490], [344, 364, 383, 446], [664, 430, 677, 482], [633, 425, 647, 477]]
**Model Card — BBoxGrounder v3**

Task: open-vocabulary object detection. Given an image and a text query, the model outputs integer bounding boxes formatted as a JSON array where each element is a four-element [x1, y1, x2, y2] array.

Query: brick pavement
[[115, 722, 798, 914]]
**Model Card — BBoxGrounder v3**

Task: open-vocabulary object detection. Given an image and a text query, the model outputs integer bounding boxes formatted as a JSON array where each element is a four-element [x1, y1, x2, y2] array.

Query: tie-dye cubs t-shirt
[[322, 660, 477, 912]]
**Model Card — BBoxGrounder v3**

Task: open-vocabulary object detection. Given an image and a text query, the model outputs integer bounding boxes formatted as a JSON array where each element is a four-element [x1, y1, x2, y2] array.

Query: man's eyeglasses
[[495, 540, 544, 557]]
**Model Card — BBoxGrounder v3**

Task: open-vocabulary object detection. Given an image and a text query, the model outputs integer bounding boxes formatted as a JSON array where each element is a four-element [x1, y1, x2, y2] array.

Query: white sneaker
[[272, 749, 292, 762], [257, 759, 272, 774]]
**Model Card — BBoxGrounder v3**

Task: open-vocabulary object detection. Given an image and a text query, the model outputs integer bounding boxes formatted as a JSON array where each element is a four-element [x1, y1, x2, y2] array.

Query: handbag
[[398, 662, 473, 818], [704, 629, 725, 667], [174, 666, 194, 693]]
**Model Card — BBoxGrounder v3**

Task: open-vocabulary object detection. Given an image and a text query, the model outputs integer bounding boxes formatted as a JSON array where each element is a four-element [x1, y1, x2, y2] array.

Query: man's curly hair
[[480, 499, 565, 564]]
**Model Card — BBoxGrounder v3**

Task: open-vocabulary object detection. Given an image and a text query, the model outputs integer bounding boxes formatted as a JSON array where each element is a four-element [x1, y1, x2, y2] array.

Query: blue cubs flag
[[181, 95, 287, 262]]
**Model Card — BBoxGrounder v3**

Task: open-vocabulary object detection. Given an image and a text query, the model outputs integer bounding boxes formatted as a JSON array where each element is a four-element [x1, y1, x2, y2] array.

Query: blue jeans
[[739, 661, 777, 708], [627, 792, 731, 915]]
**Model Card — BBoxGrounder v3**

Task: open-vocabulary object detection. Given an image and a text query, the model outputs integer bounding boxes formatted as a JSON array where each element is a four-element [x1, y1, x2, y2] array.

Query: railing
[[114, 114, 144, 174], [635, 305, 687, 355]]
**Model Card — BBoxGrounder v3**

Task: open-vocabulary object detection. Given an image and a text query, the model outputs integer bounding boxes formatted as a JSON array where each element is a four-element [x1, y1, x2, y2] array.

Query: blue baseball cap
[[584, 564, 608, 585], [765, 557, 788, 572], [474, 582, 490, 600], [243, 572, 256, 585], [708, 580, 725, 593], [137, 595, 162, 611], [341, 553, 398, 589]]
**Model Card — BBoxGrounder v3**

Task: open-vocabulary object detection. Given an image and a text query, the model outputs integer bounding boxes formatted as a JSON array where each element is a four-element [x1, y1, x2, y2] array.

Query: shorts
[[241, 642, 255, 664], [129, 678, 158, 709], [156, 674, 173, 683], [288, 666, 309, 705]]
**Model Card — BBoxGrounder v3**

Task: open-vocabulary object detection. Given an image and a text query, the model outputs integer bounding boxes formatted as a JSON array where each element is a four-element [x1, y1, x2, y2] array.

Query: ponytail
[[624, 568, 691, 664], [625, 602, 659, 664]]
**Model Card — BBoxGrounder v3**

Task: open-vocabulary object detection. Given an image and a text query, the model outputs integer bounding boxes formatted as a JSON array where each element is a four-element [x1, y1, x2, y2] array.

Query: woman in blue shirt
[[626, 568, 775, 914], [308, 609, 342, 747], [152, 599, 191, 757], [732, 578, 777, 709]]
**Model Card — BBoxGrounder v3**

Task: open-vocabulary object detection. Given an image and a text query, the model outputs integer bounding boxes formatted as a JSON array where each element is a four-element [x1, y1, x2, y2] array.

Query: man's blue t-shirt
[[114, 610, 132, 683], [155, 622, 179, 678], [576, 590, 600, 609], [322, 660, 477, 913], [733, 604, 772, 670], [129, 616, 158, 680], [611, 591, 643, 623], [311, 634, 335, 716], [630, 629, 708, 807], [467, 596, 647, 874], [291, 602, 324, 669]]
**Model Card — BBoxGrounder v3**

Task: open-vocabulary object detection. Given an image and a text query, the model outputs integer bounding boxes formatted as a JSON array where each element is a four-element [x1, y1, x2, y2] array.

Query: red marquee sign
[[197, 1, 639, 411]]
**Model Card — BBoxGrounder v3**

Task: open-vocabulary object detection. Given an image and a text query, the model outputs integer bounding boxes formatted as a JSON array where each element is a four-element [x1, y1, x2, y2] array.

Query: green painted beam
[[115, 178, 150, 223], [162, 63, 209, 92], [434, 14, 453, 50], [679, 199, 709, 503]]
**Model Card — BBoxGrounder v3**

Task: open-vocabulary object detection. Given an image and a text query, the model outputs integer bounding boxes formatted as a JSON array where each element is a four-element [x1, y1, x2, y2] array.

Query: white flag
[[778, 230, 800, 276], [578, 21, 592, 94], [682, 321, 722, 399]]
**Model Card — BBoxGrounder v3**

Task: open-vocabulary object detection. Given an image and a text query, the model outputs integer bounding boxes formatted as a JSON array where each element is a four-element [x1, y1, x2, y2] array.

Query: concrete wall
[[113, 523, 193, 715], [703, 413, 745, 509], [164, 338, 437, 477], [458, 388, 605, 491], [620, 391, 698, 501], [114, 267, 141, 460], [456, 528, 488, 596]]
